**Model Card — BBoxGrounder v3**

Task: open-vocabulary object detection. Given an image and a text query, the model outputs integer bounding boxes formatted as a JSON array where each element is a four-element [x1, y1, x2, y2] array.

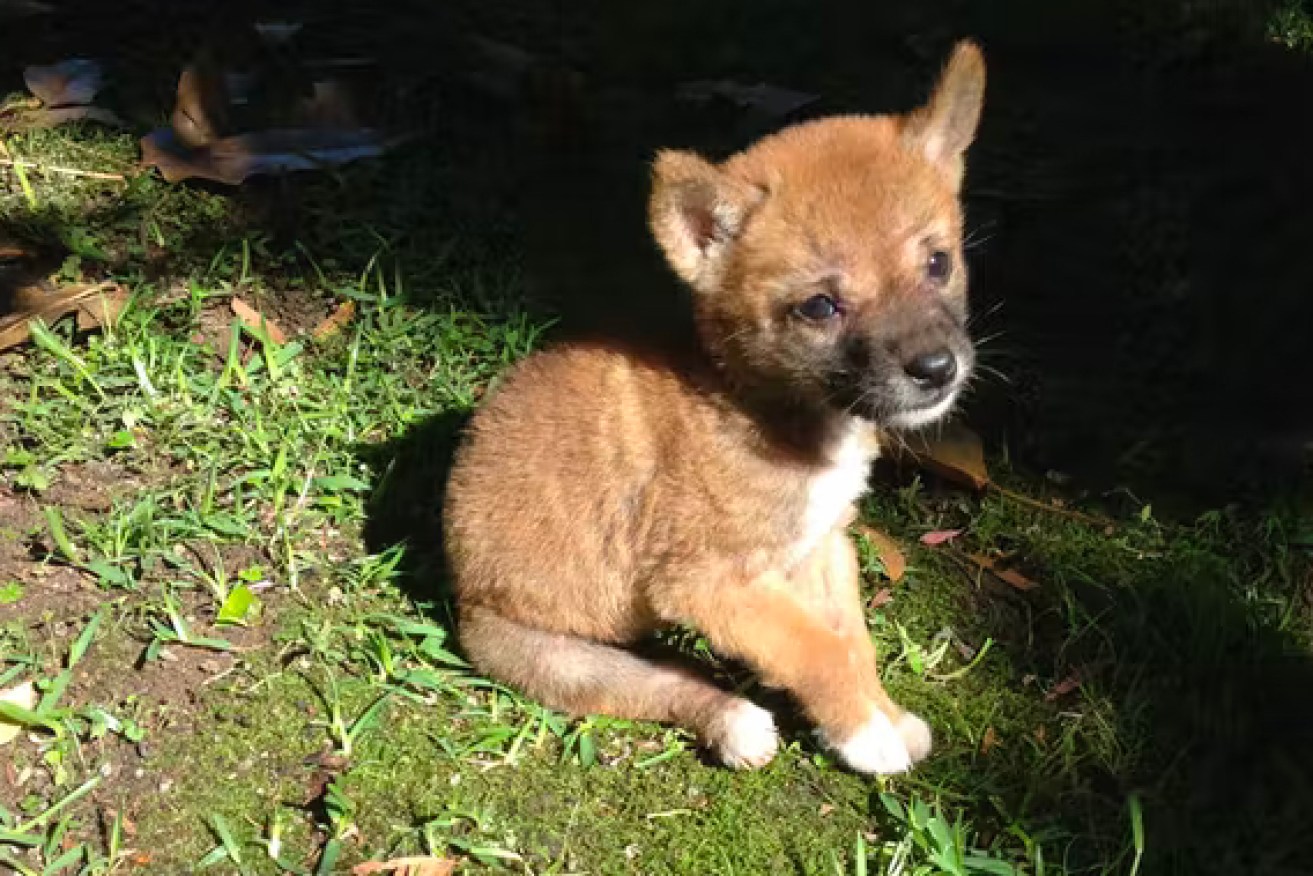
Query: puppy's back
[[443, 342, 692, 641]]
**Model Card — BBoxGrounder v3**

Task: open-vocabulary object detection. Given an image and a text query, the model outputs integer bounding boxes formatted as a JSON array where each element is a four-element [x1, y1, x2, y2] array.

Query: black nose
[[904, 349, 957, 389]]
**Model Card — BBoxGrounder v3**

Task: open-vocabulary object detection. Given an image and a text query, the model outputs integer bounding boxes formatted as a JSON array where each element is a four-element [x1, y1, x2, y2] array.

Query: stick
[[0, 158, 127, 181], [989, 483, 1114, 529]]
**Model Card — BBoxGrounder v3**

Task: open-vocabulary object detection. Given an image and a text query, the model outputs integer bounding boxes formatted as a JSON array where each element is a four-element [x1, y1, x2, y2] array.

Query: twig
[[0, 157, 127, 181], [989, 483, 1114, 529]]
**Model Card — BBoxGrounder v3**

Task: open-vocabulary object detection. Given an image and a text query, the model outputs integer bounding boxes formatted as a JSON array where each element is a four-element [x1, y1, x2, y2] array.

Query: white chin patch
[[889, 389, 959, 430]]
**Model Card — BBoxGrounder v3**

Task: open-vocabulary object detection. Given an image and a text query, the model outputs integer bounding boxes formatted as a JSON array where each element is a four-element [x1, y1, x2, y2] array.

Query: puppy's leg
[[790, 529, 932, 772], [652, 541, 929, 776], [458, 605, 779, 768]]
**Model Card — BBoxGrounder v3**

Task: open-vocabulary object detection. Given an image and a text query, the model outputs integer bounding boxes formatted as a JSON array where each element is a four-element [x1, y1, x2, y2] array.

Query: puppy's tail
[[458, 605, 779, 768]]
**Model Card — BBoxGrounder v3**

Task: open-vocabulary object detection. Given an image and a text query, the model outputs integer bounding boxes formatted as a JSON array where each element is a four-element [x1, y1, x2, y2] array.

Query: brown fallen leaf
[[24, 59, 103, 108], [75, 287, 129, 331], [0, 281, 126, 352], [897, 422, 990, 490], [980, 725, 998, 755], [994, 567, 1038, 592], [141, 126, 401, 187], [964, 552, 1038, 592], [171, 64, 230, 149], [19, 59, 127, 129], [853, 523, 906, 582], [311, 300, 356, 341], [920, 528, 964, 547], [230, 297, 287, 344], [352, 857, 456, 876], [869, 587, 894, 610], [1045, 670, 1083, 702]]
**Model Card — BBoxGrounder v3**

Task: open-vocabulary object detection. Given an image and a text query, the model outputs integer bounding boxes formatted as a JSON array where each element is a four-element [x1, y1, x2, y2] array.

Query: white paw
[[896, 711, 933, 764], [715, 700, 779, 769], [828, 709, 913, 776]]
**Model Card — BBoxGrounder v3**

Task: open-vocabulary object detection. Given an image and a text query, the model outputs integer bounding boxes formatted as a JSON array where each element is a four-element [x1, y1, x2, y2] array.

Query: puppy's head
[[649, 41, 985, 430]]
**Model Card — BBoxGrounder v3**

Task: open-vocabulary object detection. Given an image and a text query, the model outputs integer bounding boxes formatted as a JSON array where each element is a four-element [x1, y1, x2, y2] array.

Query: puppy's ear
[[902, 40, 986, 189], [648, 149, 765, 294]]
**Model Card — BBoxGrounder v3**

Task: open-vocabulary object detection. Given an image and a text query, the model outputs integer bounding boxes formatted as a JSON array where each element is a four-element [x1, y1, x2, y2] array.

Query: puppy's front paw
[[713, 699, 779, 769], [895, 711, 933, 764], [826, 709, 916, 776]]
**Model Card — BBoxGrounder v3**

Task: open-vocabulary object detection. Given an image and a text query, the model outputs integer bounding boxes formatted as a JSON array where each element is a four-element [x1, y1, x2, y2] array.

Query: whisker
[[972, 329, 1009, 348], [973, 362, 1013, 385], [967, 299, 1006, 329]]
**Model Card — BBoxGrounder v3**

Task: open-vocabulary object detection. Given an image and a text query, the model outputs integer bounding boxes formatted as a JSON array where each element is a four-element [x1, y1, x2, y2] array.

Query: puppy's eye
[[795, 294, 839, 321], [927, 250, 952, 282]]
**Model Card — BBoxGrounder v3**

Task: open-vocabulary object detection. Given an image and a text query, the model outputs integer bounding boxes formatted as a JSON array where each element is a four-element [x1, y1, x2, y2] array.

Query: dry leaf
[[24, 59, 103, 107], [0, 282, 126, 351], [920, 528, 964, 547], [306, 749, 351, 772], [75, 287, 129, 331], [352, 857, 456, 876], [1045, 671, 1083, 702], [899, 422, 990, 490], [869, 588, 894, 610], [230, 297, 287, 344], [854, 524, 906, 582], [311, 300, 356, 340], [995, 567, 1038, 592], [0, 239, 33, 260], [980, 725, 998, 755], [171, 65, 230, 149], [141, 126, 400, 186], [0, 681, 38, 746], [20, 59, 126, 129], [965, 552, 1038, 592]]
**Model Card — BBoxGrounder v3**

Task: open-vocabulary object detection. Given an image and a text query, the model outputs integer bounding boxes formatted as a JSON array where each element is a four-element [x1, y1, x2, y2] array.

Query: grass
[[3, 2, 1313, 871]]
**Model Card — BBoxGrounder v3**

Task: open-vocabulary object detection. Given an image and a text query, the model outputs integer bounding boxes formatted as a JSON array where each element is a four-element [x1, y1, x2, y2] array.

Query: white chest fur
[[793, 425, 878, 563]]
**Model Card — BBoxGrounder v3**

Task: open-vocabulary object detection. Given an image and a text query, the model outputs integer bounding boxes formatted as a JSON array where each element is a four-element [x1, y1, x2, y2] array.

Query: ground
[[2, 1, 1313, 874]]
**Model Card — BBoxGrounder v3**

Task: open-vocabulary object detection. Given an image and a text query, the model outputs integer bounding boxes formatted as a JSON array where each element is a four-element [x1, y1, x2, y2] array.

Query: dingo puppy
[[444, 41, 985, 773]]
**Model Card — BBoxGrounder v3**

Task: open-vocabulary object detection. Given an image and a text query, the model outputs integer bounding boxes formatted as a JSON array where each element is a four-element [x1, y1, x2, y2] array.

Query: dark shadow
[[934, 482, 1313, 873], [357, 409, 470, 614]]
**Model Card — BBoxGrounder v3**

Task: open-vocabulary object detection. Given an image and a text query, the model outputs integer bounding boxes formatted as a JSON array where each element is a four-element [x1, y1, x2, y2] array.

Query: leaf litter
[[0, 280, 128, 352], [141, 26, 407, 186], [18, 58, 127, 128], [352, 857, 457, 876], [854, 523, 907, 582]]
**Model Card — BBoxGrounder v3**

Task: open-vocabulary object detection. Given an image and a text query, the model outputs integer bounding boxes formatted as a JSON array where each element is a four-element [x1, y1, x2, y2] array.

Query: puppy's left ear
[[903, 40, 986, 189]]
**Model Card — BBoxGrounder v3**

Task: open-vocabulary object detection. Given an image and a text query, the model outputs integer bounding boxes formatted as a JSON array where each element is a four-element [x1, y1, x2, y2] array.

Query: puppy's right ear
[[648, 149, 764, 294], [901, 40, 986, 190]]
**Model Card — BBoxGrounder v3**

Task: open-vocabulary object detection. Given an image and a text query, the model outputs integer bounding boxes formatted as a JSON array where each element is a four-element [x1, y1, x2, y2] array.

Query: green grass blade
[[1128, 793, 1145, 876], [42, 506, 81, 564]]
